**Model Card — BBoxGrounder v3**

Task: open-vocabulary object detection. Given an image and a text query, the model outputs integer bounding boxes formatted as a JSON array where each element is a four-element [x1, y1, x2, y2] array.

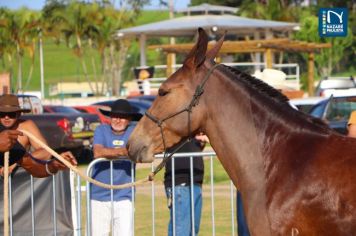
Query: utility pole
[[167, 0, 176, 77], [39, 29, 45, 99]]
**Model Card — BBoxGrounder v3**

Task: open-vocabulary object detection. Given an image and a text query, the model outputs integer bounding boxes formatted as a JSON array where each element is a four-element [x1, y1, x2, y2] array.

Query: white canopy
[[117, 12, 299, 66], [117, 14, 298, 38]]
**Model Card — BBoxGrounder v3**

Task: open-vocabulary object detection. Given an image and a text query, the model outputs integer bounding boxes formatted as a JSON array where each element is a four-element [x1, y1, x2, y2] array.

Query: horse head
[[127, 28, 224, 163]]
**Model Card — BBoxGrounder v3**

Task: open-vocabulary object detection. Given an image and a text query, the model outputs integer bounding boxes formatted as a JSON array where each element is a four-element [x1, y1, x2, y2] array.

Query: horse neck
[[200, 65, 326, 187], [201, 68, 278, 234], [201, 69, 268, 190]]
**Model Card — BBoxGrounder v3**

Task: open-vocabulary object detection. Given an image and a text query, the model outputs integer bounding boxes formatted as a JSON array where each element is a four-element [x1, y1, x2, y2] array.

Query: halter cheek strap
[[145, 63, 221, 175]]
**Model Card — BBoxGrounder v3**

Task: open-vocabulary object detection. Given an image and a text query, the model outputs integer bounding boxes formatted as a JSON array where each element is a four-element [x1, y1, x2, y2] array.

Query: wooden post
[[139, 34, 146, 67], [265, 48, 273, 68], [4, 151, 9, 236], [166, 53, 174, 77], [308, 52, 315, 96]]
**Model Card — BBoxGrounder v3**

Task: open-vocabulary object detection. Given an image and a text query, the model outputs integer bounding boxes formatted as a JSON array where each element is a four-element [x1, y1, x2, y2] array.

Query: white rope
[[3, 151, 9, 236], [19, 129, 153, 189]]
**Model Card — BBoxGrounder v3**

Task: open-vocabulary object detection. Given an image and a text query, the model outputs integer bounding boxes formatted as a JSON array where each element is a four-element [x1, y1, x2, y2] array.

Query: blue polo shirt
[[90, 124, 135, 201]]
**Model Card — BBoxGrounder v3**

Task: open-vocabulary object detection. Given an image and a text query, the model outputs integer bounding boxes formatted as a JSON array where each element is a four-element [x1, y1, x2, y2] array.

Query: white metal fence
[[3, 152, 239, 236]]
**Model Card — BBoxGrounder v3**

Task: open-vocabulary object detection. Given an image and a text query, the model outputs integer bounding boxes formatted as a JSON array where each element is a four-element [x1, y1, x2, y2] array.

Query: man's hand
[[195, 133, 209, 143], [0, 130, 23, 152], [0, 163, 17, 176], [48, 151, 77, 174]]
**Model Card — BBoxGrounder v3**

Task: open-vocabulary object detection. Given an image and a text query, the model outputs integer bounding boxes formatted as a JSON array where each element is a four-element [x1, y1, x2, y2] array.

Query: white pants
[[142, 80, 150, 95], [91, 199, 133, 236]]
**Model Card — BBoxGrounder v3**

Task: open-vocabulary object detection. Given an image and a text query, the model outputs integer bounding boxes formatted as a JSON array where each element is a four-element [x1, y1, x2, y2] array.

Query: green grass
[[134, 191, 236, 235], [79, 187, 237, 235]]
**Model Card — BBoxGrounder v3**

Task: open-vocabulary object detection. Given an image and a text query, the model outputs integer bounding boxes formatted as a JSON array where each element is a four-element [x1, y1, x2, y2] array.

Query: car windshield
[[309, 102, 327, 117], [325, 97, 356, 122]]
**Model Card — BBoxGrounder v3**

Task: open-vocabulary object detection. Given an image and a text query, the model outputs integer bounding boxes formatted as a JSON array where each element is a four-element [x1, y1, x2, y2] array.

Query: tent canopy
[[117, 14, 299, 38]]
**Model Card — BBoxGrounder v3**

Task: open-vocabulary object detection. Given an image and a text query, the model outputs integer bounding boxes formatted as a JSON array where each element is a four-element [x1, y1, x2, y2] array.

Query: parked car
[[73, 105, 110, 124], [43, 105, 81, 113], [127, 94, 156, 103], [18, 95, 100, 163], [43, 104, 101, 162], [314, 76, 356, 97], [309, 96, 356, 135], [289, 97, 325, 113], [43, 105, 101, 139]]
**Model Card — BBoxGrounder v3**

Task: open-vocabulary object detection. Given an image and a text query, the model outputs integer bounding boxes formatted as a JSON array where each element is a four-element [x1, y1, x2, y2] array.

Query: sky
[[0, 0, 191, 10]]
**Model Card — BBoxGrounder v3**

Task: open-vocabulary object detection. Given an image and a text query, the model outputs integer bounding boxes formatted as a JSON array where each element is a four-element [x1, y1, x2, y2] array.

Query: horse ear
[[206, 31, 226, 60], [184, 28, 208, 68]]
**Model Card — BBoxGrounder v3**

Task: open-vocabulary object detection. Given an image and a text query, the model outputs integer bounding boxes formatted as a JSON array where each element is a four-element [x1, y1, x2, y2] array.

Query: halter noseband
[[145, 64, 220, 175]]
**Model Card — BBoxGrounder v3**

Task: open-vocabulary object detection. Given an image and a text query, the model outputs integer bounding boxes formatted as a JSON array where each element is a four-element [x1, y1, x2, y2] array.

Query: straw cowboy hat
[[253, 68, 287, 89], [0, 94, 31, 113], [99, 99, 142, 121]]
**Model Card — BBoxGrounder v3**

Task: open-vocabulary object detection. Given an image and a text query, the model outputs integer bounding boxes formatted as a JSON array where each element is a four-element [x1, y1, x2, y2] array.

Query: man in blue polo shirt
[[90, 99, 142, 236]]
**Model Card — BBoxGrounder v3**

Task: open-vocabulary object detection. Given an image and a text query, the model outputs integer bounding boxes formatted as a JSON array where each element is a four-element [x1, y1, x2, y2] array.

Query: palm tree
[[238, 0, 298, 22], [42, 0, 149, 96], [89, 4, 133, 96], [45, 1, 96, 94], [0, 9, 16, 79], [0, 8, 40, 92]]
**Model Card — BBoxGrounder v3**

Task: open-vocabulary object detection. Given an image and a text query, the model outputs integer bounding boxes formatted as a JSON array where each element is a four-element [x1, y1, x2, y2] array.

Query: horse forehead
[[169, 66, 194, 82]]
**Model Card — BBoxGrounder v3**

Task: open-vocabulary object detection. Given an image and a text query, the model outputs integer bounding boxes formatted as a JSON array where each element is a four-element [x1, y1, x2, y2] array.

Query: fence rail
[[2, 151, 239, 236]]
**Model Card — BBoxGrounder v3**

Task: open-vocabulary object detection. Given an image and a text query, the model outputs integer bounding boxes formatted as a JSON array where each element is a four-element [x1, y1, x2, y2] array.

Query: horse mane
[[220, 64, 331, 131], [222, 64, 289, 104]]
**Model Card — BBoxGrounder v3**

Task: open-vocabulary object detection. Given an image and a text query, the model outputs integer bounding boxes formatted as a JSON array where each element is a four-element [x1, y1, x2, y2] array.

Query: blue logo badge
[[319, 8, 348, 37]]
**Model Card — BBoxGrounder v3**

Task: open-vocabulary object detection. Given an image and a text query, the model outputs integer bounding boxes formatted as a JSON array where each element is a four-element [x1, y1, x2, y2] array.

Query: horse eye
[[158, 89, 169, 96]]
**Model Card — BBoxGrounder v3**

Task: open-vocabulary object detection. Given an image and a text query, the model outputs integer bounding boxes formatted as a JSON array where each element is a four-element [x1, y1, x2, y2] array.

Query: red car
[[73, 105, 110, 124]]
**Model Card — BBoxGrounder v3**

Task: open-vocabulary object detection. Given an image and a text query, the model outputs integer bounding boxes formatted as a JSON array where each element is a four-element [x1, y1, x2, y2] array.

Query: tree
[[42, 0, 149, 96], [238, 0, 299, 22], [0, 8, 41, 92], [294, 14, 353, 77]]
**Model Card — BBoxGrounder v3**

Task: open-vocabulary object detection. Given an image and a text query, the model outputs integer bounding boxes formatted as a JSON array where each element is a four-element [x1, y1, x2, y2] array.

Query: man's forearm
[[94, 146, 128, 159], [30, 148, 52, 160]]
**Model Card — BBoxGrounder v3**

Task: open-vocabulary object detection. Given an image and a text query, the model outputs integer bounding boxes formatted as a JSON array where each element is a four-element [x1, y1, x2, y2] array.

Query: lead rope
[[19, 129, 156, 189], [3, 151, 9, 236]]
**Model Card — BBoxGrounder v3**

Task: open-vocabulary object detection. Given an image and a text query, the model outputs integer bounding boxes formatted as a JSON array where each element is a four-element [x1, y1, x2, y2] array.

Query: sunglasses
[[110, 114, 131, 119], [0, 112, 19, 119]]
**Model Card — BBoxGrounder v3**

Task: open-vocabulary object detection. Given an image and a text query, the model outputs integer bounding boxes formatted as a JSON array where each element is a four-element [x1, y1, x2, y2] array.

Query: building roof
[[117, 14, 299, 38], [176, 3, 238, 15]]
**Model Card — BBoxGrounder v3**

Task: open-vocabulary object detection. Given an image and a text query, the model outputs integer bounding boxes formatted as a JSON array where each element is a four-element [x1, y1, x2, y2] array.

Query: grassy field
[[134, 187, 237, 236]]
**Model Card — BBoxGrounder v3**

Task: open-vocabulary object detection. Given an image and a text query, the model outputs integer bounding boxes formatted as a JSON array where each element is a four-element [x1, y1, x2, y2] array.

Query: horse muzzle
[[127, 140, 154, 163]]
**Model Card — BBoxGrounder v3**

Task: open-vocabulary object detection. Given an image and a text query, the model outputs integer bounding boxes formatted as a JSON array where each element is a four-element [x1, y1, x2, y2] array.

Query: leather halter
[[145, 64, 220, 175]]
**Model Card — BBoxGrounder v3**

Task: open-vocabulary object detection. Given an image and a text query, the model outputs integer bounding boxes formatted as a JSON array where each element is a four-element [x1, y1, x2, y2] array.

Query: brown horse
[[127, 28, 356, 235]]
